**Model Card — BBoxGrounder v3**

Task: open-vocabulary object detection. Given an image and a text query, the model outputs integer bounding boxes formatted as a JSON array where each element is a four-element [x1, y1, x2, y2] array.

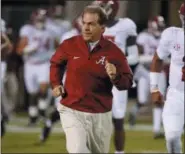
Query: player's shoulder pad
[[161, 26, 180, 39], [61, 35, 79, 45], [61, 20, 72, 30], [137, 30, 149, 38], [19, 24, 35, 36], [20, 24, 34, 33], [20, 24, 34, 31], [118, 17, 137, 29]]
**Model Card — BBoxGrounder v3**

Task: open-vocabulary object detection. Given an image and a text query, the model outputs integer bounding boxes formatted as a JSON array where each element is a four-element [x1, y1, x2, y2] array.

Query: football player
[[39, 17, 82, 143], [128, 15, 167, 139], [1, 18, 13, 137], [150, 3, 184, 153], [92, 0, 139, 153], [16, 8, 53, 126], [46, 4, 72, 48]]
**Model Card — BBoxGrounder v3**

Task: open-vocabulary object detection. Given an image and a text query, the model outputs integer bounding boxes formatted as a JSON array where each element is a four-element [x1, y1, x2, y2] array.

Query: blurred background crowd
[[1, 0, 183, 117]]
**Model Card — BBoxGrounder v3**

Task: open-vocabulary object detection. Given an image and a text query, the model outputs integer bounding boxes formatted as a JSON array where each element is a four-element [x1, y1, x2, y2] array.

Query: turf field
[[1, 131, 167, 153], [1, 102, 184, 153], [2, 118, 184, 153]]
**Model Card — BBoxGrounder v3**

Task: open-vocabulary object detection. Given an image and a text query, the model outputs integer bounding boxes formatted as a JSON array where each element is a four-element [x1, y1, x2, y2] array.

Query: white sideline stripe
[[6, 124, 156, 133], [141, 151, 166, 153], [7, 125, 64, 133]]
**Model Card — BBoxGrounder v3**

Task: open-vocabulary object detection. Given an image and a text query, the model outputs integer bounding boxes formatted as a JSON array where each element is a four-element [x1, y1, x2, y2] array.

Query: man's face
[[82, 13, 105, 42]]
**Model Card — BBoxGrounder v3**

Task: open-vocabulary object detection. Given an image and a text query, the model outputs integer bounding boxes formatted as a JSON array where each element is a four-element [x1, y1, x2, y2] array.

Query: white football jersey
[[19, 25, 53, 64], [19, 24, 35, 40], [137, 31, 159, 56], [103, 18, 137, 54], [60, 28, 79, 43], [157, 27, 184, 92], [1, 19, 6, 33]]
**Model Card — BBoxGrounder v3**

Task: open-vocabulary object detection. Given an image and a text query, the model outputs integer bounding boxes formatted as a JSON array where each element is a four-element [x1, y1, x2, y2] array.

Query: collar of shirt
[[77, 35, 110, 54], [88, 40, 99, 52]]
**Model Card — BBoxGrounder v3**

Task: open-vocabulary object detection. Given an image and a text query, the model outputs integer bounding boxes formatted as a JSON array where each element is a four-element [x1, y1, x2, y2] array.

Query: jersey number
[[33, 37, 50, 51]]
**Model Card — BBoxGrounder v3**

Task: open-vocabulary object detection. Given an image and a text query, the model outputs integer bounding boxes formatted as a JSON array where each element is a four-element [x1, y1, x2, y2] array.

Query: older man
[[50, 5, 133, 153]]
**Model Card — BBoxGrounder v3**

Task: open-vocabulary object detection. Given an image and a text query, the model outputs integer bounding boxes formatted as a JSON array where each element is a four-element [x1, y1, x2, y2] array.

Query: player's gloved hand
[[151, 91, 163, 104], [52, 85, 66, 98], [182, 56, 185, 81], [105, 60, 117, 80]]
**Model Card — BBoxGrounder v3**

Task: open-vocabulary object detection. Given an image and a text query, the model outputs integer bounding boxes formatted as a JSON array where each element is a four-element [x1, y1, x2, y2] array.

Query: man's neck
[[88, 40, 99, 52], [89, 40, 99, 44]]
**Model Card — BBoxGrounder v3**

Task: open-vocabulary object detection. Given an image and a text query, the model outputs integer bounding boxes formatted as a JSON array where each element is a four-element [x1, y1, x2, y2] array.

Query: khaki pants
[[57, 103, 112, 153]]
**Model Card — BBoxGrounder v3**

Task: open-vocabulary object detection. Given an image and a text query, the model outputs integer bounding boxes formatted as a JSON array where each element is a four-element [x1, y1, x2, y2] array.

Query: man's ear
[[101, 25, 105, 33]]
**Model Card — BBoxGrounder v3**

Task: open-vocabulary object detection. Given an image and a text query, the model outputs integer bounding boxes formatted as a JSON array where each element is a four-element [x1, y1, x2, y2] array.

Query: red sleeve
[[111, 47, 133, 90], [50, 41, 69, 89]]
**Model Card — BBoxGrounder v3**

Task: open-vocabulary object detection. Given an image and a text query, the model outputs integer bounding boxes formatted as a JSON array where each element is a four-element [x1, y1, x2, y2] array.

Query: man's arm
[[150, 28, 171, 92], [50, 41, 69, 96], [150, 28, 171, 103], [125, 19, 139, 66], [150, 52, 164, 92], [1, 33, 13, 52], [126, 36, 139, 65], [136, 32, 154, 64], [107, 49, 133, 90]]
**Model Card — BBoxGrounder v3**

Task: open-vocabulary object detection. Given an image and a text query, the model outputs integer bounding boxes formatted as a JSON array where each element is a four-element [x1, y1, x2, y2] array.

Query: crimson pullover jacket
[[50, 35, 133, 113]]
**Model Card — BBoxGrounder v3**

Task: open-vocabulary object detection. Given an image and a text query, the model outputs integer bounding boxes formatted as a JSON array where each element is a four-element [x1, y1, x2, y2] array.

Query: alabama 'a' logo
[[96, 56, 106, 65]]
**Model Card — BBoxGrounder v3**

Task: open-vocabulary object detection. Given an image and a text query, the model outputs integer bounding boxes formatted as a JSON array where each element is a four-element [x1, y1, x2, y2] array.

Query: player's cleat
[[153, 132, 165, 139], [1, 119, 5, 137], [40, 125, 51, 143]]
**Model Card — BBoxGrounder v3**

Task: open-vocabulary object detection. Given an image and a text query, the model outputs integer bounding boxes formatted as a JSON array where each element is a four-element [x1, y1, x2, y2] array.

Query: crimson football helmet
[[179, 3, 184, 27], [92, 0, 119, 19], [148, 15, 166, 37], [32, 8, 47, 29]]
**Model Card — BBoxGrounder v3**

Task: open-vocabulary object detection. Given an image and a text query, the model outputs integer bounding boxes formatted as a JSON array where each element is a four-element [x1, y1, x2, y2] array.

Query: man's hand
[[52, 85, 65, 97], [151, 91, 163, 105], [105, 60, 117, 80]]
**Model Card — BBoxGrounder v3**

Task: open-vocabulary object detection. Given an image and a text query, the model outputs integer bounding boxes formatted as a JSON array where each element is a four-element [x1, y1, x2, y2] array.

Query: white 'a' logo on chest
[[96, 56, 106, 65]]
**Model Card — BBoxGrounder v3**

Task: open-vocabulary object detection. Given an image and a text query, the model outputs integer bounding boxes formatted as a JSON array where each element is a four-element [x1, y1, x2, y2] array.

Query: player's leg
[[38, 83, 49, 118], [1, 62, 8, 115], [24, 63, 39, 126], [37, 63, 50, 119], [129, 76, 149, 126], [1, 102, 8, 137], [153, 71, 166, 139], [57, 103, 90, 153], [1, 62, 9, 136], [40, 96, 61, 143], [39, 70, 67, 143], [1, 116, 5, 137], [112, 87, 128, 153], [40, 109, 60, 143], [162, 88, 184, 153]]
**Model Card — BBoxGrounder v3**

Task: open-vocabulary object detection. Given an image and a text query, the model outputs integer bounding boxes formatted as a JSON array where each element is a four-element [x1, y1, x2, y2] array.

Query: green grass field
[[2, 131, 184, 153], [2, 102, 184, 153]]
